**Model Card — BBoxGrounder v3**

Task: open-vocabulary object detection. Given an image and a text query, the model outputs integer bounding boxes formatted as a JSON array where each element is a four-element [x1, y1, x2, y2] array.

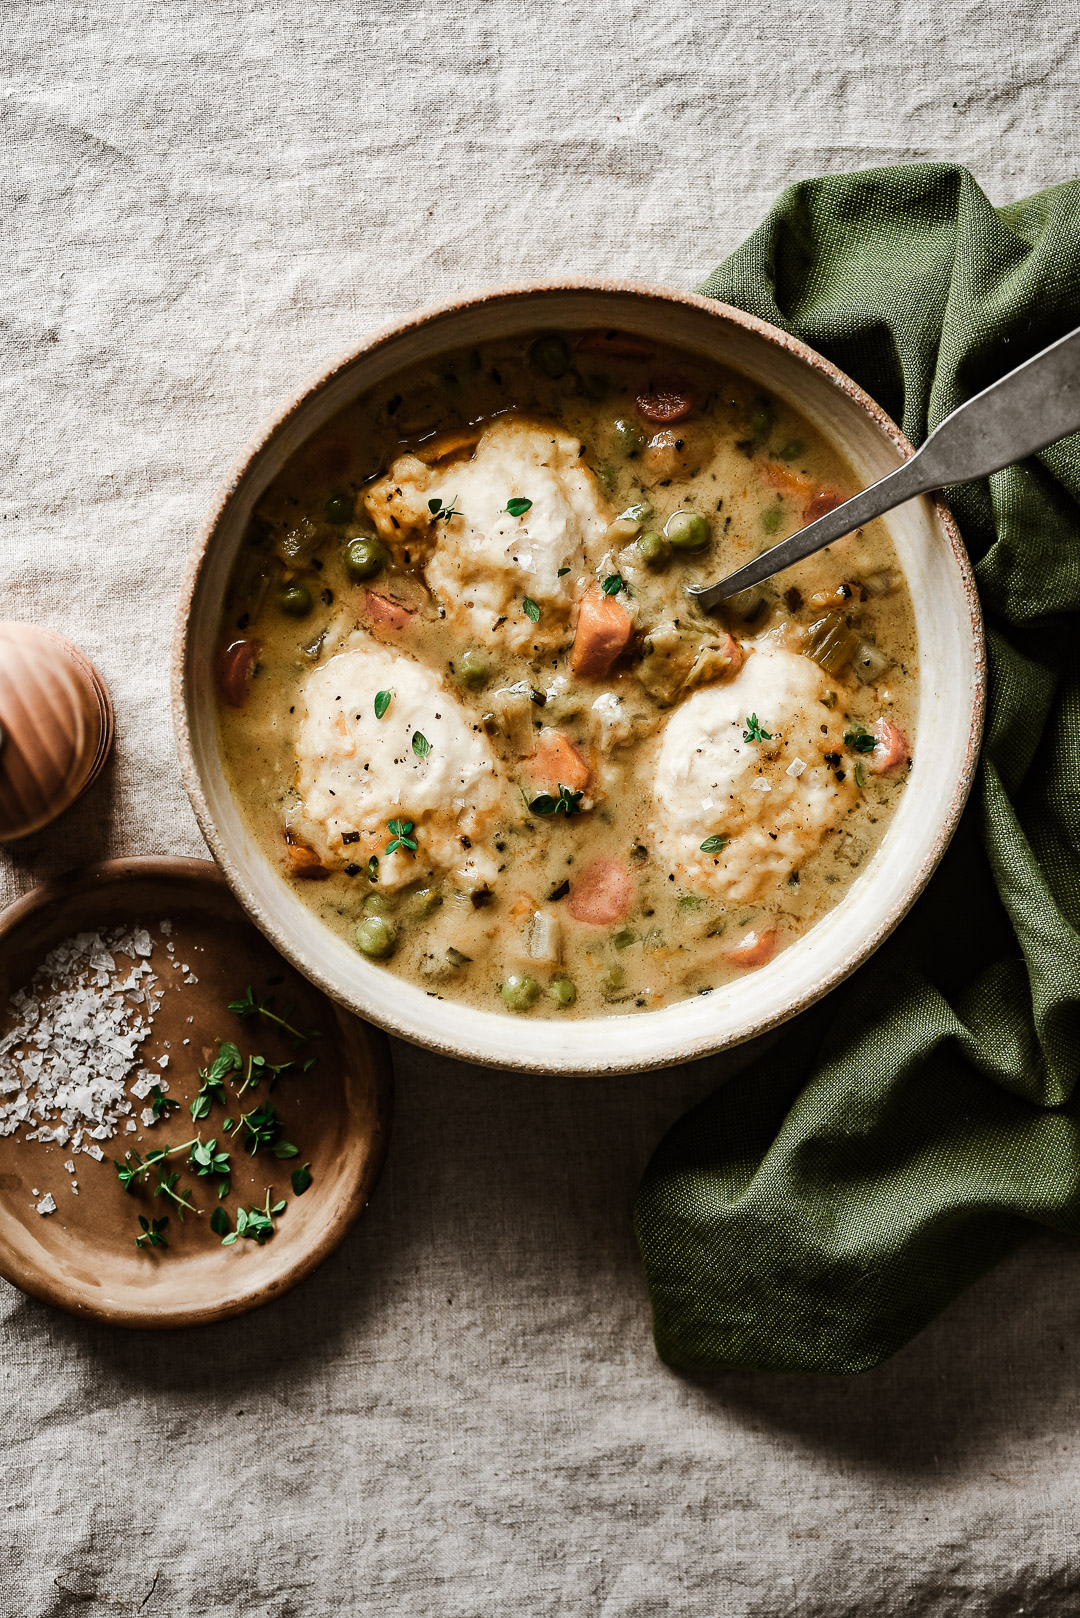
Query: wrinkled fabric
[[6, 0, 1080, 1607], [636, 165, 1080, 1374]]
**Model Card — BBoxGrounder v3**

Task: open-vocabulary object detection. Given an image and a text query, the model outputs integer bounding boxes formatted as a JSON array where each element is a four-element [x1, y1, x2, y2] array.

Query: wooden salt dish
[[0, 622, 114, 842]]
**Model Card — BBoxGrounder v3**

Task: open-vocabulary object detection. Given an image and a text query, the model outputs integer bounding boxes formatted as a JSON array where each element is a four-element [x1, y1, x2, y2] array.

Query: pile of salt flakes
[[0, 923, 197, 1215]]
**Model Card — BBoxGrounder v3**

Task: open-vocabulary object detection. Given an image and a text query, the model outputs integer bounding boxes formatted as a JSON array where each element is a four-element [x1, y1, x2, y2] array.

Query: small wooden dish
[[0, 857, 392, 1327]]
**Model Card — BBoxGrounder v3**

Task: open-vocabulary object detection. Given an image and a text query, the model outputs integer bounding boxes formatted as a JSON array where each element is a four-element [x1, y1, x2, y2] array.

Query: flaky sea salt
[[751, 778, 772, 793], [0, 928, 166, 1161], [786, 757, 807, 779], [36, 1193, 56, 1216]]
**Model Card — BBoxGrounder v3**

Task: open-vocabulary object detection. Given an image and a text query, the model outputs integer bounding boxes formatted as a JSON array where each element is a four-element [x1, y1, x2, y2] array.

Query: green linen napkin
[[634, 163, 1080, 1375]]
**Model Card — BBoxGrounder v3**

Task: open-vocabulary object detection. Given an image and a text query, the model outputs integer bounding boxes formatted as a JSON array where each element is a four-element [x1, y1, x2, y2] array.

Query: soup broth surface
[[217, 330, 918, 1019]]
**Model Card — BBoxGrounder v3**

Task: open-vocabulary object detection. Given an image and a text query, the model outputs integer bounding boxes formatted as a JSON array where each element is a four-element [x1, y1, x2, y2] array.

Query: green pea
[[355, 915, 397, 959], [324, 492, 354, 524], [612, 927, 638, 950], [665, 510, 711, 552], [278, 584, 313, 617], [582, 372, 609, 402], [612, 417, 644, 455], [600, 964, 626, 997], [760, 504, 784, 534], [501, 973, 540, 1012], [778, 438, 804, 461], [750, 404, 775, 440], [457, 648, 489, 689], [636, 528, 670, 568], [344, 536, 389, 581], [549, 976, 577, 1008], [363, 893, 392, 916], [528, 335, 570, 378], [411, 886, 443, 918]]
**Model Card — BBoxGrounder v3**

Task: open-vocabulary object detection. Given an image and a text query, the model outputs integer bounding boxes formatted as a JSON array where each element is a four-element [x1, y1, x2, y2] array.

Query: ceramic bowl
[[173, 282, 984, 1075]]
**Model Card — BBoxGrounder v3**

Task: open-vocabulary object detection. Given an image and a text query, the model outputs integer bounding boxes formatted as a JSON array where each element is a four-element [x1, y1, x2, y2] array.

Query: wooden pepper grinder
[[0, 622, 114, 842]]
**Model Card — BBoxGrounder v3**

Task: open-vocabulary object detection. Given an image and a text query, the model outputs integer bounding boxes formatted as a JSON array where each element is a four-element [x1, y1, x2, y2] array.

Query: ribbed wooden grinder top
[[0, 623, 114, 843]]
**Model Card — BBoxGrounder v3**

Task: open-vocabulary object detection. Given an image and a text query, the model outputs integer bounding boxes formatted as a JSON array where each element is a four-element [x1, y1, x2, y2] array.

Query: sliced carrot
[[635, 378, 695, 424], [575, 330, 655, 358], [365, 589, 416, 631], [569, 583, 633, 679], [526, 727, 591, 792], [865, 719, 911, 775], [284, 836, 331, 881], [566, 857, 633, 926], [722, 928, 778, 970], [804, 489, 843, 523], [218, 639, 260, 707], [762, 467, 844, 524], [763, 462, 814, 497]]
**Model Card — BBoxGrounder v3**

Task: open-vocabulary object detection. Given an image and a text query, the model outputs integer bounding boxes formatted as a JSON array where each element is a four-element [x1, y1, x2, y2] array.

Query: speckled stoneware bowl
[[173, 282, 985, 1075]]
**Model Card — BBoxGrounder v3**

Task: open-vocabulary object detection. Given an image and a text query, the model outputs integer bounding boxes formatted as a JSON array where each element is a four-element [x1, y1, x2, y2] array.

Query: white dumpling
[[292, 635, 506, 888], [364, 417, 611, 651], [649, 644, 857, 903]]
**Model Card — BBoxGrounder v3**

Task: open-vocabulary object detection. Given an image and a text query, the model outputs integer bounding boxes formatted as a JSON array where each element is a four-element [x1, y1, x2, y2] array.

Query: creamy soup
[[217, 330, 917, 1018]]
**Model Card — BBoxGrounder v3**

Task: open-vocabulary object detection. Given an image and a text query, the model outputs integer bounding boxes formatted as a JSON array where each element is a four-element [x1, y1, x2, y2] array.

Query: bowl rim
[[172, 277, 986, 1075]]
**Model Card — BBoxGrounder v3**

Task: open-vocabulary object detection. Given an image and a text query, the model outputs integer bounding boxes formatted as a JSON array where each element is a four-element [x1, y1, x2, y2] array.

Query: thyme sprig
[[228, 986, 323, 1046], [149, 1084, 180, 1121], [220, 1188, 288, 1247], [427, 495, 461, 523], [125, 983, 322, 1252], [136, 1215, 169, 1250], [191, 1041, 242, 1119], [529, 783, 584, 817]]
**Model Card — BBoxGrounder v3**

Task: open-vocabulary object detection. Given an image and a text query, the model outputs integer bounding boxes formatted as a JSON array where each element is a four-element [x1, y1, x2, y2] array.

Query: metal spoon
[[690, 323, 1080, 610]]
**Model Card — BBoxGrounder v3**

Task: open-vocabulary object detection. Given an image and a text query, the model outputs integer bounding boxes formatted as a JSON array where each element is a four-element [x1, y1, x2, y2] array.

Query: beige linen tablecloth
[[3, 4, 1079, 1612]]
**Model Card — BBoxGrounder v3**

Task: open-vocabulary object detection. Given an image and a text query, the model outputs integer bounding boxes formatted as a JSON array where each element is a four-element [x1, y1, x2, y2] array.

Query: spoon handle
[[691, 322, 1080, 608]]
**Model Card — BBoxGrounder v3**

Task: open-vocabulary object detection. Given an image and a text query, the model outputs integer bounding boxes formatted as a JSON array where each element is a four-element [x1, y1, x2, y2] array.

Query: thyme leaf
[[844, 726, 877, 754], [529, 783, 584, 817], [742, 713, 772, 743], [386, 817, 418, 856], [427, 495, 461, 522]]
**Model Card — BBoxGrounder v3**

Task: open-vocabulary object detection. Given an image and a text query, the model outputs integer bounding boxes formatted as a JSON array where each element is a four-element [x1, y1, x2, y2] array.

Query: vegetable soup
[[216, 330, 917, 1018]]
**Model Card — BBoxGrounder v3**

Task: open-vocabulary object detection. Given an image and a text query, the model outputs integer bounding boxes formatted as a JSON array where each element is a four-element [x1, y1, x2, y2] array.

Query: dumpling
[[363, 417, 611, 652], [291, 634, 506, 889], [649, 644, 857, 903]]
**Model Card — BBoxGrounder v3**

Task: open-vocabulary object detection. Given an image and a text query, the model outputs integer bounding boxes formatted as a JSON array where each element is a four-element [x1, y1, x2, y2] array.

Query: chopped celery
[[805, 612, 860, 675]]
